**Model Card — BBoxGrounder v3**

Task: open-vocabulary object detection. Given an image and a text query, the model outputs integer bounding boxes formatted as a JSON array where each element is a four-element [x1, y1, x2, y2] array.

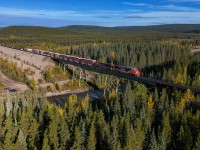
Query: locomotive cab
[[130, 68, 140, 76]]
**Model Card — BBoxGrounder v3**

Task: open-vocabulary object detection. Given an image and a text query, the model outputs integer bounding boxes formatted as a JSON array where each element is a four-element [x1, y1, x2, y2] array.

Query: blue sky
[[0, 0, 200, 27]]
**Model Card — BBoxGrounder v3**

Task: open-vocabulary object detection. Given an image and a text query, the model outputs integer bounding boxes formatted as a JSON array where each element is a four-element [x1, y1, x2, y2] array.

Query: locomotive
[[22, 48, 141, 76]]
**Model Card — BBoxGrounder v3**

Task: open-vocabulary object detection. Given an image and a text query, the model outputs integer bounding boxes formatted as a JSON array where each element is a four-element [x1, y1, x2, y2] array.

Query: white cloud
[[123, 2, 151, 6], [160, 4, 199, 11], [167, 0, 200, 2], [0, 7, 92, 19], [123, 2, 199, 12]]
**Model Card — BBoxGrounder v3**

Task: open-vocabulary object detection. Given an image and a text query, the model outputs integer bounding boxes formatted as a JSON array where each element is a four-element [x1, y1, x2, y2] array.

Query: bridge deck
[[59, 59, 200, 93]]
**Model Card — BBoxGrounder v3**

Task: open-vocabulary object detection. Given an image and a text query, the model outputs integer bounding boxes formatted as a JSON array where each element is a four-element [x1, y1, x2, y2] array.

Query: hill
[[0, 26, 79, 36], [1, 24, 200, 36], [62, 24, 200, 33]]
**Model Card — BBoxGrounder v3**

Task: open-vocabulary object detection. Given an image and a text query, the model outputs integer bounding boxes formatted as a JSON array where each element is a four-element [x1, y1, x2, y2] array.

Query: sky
[[0, 0, 200, 27]]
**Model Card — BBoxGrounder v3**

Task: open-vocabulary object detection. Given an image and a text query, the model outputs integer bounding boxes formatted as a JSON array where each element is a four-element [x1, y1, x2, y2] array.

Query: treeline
[[0, 83, 200, 150]]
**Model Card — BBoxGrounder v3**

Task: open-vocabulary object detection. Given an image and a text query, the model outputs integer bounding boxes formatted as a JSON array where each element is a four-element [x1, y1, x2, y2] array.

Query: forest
[[0, 83, 199, 150], [0, 25, 200, 87], [0, 24, 200, 149]]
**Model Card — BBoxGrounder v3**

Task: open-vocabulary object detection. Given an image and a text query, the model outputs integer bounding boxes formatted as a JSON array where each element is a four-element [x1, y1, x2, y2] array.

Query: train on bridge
[[21, 48, 141, 76], [1, 45, 200, 93]]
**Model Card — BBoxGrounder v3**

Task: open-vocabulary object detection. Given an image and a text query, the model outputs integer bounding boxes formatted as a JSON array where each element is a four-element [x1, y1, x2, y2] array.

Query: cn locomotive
[[21, 47, 141, 76]]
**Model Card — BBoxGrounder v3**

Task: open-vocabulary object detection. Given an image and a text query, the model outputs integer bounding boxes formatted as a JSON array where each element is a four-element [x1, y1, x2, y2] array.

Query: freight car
[[42, 51, 51, 57], [38, 50, 43, 55], [68, 56, 80, 63], [24, 48, 32, 52], [80, 58, 97, 66], [50, 52, 60, 59], [32, 49, 39, 54], [59, 54, 68, 60], [22, 47, 141, 76]]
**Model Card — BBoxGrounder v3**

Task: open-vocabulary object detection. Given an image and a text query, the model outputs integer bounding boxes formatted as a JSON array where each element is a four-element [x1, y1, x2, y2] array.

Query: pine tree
[[161, 113, 171, 145], [48, 119, 59, 149], [96, 110, 111, 149], [194, 133, 200, 150], [158, 130, 167, 150], [42, 130, 51, 150], [87, 121, 96, 150], [59, 118, 70, 149], [80, 123, 87, 150], [15, 129, 27, 150], [149, 129, 159, 150], [111, 115, 120, 150], [27, 118, 39, 149], [71, 126, 81, 150], [2, 115, 15, 150], [124, 113, 131, 149]]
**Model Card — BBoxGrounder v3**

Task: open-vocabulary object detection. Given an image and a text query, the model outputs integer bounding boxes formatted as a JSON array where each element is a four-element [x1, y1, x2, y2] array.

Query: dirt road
[[0, 71, 28, 92]]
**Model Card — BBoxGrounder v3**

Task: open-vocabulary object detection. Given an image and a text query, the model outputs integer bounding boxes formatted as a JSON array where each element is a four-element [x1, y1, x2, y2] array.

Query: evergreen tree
[[42, 130, 51, 150], [87, 121, 96, 150], [59, 117, 70, 150], [27, 118, 39, 149], [80, 123, 87, 150], [194, 133, 200, 150], [71, 126, 81, 150], [149, 129, 159, 150]]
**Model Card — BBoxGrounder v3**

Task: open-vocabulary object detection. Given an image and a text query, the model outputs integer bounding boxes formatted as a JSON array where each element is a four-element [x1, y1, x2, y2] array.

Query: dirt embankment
[[0, 71, 28, 91], [0, 46, 55, 95], [0, 46, 90, 99], [0, 46, 55, 82]]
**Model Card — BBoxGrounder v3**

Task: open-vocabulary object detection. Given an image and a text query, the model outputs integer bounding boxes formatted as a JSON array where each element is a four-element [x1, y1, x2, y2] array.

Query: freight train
[[3, 46, 141, 76]]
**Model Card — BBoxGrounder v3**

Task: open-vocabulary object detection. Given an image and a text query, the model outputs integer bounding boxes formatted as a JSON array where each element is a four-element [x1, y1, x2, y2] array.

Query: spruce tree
[[87, 121, 96, 150]]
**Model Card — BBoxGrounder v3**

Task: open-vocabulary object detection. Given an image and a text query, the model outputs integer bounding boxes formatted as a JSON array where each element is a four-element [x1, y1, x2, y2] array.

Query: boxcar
[[32, 49, 39, 54], [59, 54, 65, 60], [80, 58, 96, 66], [43, 51, 51, 57], [25, 48, 32, 52], [68, 56, 80, 63]]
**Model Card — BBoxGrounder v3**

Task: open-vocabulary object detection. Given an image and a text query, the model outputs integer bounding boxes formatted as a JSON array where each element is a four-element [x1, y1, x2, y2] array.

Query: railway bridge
[[2, 45, 200, 94], [58, 59, 200, 93]]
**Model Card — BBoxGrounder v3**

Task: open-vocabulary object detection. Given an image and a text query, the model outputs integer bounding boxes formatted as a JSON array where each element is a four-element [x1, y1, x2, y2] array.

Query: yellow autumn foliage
[[147, 95, 154, 111], [175, 73, 184, 84], [183, 89, 195, 102], [57, 107, 64, 117], [47, 103, 54, 110], [81, 94, 89, 110], [179, 89, 195, 109], [68, 95, 78, 105], [109, 89, 117, 100], [49, 83, 55, 92], [179, 98, 186, 109]]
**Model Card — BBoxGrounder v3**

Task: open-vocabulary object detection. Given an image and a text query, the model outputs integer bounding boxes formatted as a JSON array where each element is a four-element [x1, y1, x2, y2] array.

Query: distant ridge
[[0, 24, 200, 35], [62, 24, 200, 33], [0, 26, 79, 35]]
